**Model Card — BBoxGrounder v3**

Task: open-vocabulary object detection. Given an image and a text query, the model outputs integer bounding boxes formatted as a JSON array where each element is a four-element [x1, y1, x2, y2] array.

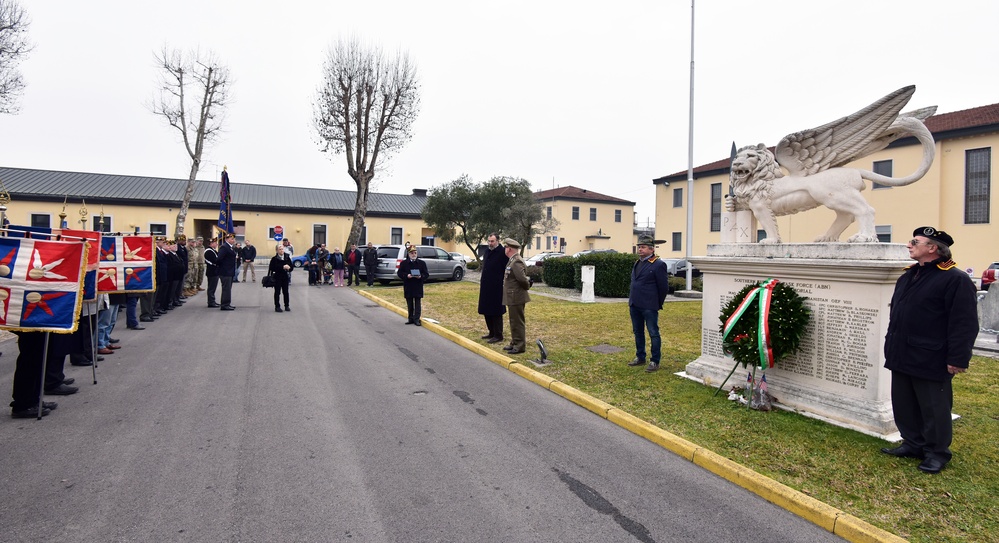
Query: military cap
[[503, 238, 521, 249], [913, 226, 954, 247], [636, 234, 666, 247], [154, 235, 167, 242]]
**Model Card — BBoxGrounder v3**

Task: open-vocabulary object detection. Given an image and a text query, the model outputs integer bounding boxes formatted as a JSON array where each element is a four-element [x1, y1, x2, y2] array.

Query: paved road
[[0, 281, 844, 542]]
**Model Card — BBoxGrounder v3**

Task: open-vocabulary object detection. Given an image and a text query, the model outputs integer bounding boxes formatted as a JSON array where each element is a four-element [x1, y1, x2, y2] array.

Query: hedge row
[[542, 253, 640, 298]]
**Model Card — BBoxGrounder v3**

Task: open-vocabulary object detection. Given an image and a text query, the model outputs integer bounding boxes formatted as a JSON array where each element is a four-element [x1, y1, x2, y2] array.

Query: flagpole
[[684, 0, 695, 291]]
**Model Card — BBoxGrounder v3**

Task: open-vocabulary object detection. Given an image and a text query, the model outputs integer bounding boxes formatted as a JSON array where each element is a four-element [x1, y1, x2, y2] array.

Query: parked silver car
[[371, 245, 466, 285]]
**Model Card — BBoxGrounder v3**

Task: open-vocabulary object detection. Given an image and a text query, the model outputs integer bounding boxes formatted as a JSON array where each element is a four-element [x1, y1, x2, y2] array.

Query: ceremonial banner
[[6, 226, 101, 301], [218, 169, 234, 234], [98, 235, 155, 293], [0, 236, 89, 332]]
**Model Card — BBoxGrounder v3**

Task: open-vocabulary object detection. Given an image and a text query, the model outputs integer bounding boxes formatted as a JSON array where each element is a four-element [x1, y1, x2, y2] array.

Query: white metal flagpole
[[684, 0, 696, 291]]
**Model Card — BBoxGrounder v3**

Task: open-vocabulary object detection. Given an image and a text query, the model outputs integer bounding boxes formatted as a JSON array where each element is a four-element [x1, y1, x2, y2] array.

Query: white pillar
[[581, 265, 595, 303]]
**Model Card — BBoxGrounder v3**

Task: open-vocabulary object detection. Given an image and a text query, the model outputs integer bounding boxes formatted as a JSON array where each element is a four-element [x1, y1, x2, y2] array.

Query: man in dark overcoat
[[881, 226, 978, 474], [477, 233, 508, 344], [217, 234, 238, 310], [397, 246, 429, 325]]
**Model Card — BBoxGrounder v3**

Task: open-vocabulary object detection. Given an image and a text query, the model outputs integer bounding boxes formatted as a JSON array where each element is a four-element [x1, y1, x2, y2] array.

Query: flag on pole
[[7, 226, 101, 301], [98, 235, 155, 293], [0, 236, 88, 332], [218, 168, 234, 235]]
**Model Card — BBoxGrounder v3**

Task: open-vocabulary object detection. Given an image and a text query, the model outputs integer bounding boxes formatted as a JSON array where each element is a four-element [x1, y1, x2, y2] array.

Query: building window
[[875, 225, 892, 243], [673, 187, 683, 208], [391, 227, 403, 245], [872, 160, 892, 190], [92, 216, 111, 232], [710, 183, 722, 232], [757, 229, 767, 242], [535, 236, 541, 249], [614, 209, 622, 223], [965, 148, 991, 224], [150, 223, 167, 236], [589, 208, 597, 221], [545, 236, 551, 250], [30, 214, 50, 228], [546, 206, 552, 219], [671, 232, 681, 252], [313, 224, 327, 246], [572, 206, 579, 220]]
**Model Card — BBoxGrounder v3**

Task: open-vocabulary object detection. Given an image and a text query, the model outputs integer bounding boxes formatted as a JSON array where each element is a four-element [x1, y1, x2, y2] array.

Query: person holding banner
[[626, 234, 670, 373], [218, 234, 237, 310]]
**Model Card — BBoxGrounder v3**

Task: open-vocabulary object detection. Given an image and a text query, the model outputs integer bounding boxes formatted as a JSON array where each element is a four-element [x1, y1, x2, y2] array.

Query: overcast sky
[[3, 0, 997, 226]]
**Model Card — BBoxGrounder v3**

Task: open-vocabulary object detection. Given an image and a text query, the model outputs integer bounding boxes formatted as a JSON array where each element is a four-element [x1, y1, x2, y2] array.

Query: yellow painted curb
[[549, 381, 613, 418], [356, 288, 906, 543], [607, 408, 697, 461], [508, 363, 557, 388]]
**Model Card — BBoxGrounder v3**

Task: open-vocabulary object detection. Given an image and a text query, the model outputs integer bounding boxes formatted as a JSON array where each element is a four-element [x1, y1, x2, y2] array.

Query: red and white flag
[[98, 235, 155, 293]]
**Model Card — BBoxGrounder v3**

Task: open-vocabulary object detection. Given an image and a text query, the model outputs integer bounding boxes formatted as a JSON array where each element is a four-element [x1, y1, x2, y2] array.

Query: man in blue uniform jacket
[[627, 234, 671, 373], [881, 226, 978, 474]]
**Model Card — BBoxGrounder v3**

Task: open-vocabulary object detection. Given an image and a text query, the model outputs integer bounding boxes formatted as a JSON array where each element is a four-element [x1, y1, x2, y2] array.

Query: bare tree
[[151, 46, 232, 236], [313, 37, 420, 246], [0, 0, 32, 114]]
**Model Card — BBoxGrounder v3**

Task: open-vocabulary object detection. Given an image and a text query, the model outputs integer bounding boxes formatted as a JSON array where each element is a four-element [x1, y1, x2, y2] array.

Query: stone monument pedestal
[[686, 243, 911, 438]]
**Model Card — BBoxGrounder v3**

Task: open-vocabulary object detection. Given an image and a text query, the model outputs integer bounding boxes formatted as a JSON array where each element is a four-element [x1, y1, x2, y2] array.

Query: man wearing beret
[[627, 234, 670, 373], [501, 238, 531, 354], [881, 226, 978, 474]]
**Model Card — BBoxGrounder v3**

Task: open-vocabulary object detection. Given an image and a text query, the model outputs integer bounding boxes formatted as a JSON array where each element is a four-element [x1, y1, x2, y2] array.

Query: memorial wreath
[[719, 279, 810, 369]]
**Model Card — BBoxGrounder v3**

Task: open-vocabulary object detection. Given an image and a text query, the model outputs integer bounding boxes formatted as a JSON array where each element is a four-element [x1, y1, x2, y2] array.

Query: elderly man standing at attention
[[627, 234, 670, 373], [880, 227, 978, 474], [501, 238, 530, 355], [478, 233, 508, 344]]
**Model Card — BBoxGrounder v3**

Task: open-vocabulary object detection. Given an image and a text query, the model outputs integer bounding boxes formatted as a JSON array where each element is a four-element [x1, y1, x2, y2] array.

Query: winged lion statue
[[725, 86, 936, 244]]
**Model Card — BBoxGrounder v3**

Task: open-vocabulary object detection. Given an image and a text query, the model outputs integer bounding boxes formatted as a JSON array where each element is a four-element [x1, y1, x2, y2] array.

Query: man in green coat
[[502, 238, 531, 354]]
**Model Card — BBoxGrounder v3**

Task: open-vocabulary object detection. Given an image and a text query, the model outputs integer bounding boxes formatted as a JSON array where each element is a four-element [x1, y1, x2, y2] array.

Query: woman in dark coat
[[477, 234, 508, 342], [268, 243, 293, 312], [397, 246, 429, 325]]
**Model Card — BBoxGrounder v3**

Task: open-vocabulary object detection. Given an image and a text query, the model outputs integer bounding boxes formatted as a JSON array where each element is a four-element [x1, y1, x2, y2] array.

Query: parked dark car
[[371, 245, 465, 285]]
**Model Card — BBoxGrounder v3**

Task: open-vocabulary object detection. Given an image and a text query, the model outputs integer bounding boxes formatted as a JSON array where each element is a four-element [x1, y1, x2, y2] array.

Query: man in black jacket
[[881, 226, 978, 474], [477, 233, 508, 344], [363, 242, 379, 286], [217, 234, 238, 310], [240, 240, 257, 282], [204, 238, 220, 307]]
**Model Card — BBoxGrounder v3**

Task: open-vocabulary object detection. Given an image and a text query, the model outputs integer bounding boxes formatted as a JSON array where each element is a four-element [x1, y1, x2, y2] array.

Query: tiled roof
[[0, 167, 426, 217], [534, 185, 635, 206], [655, 102, 999, 183]]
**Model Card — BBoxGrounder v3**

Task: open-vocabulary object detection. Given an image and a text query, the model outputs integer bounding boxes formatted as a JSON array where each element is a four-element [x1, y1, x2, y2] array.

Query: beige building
[[653, 102, 999, 276], [528, 186, 636, 257], [0, 167, 451, 255]]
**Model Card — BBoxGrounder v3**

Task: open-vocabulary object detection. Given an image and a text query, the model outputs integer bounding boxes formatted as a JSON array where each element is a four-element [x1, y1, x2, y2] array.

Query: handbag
[[261, 275, 275, 288]]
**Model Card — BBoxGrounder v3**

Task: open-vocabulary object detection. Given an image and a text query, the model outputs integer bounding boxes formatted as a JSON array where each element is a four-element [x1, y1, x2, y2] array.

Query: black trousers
[[274, 282, 290, 308], [206, 275, 219, 305], [11, 332, 45, 410], [347, 265, 360, 285], [406, 297, 422, 322], [891, 371, 955, 461], [484, 314, 504, 339], [220, 276, 233, 307]]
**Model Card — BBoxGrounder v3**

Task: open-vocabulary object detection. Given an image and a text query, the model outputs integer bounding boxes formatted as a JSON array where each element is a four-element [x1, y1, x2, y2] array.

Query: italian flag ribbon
[[722, 278, 780, 369]]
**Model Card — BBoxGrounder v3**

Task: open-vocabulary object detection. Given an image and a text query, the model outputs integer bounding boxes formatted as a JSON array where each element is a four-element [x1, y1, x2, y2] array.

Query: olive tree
[[0, 0, 32, 115], [313, 37, 420, 246], [151, 47, 233, 236]]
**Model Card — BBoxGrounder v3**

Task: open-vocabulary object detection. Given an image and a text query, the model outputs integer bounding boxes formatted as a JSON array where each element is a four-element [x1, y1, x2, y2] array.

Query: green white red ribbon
[[722, 278, 780, 369]]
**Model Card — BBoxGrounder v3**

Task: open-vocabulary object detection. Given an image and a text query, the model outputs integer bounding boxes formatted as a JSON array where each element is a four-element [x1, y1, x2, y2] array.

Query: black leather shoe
[[63, 378, 75, 386], [128, 325, 146, 330], [96, 356, 105, 362], [45, 384, 79, 396], [415, 320, 422, 326], [508, 349, 525, 354], [220, 305, 235, 311], [275, 307, 283, 312], [503, 345, 513, 351], [481, 334, 493, 339], [207, 303, 220, 308], [140, 316, 155, 322], [644, 363, 660, 373], [109, 338, 120, 344], [628, 358, 645, 367], [405, 320, 413, 325], [487, 337, 503, 344], [70, 359, 94, 367], [11, 406, 50, 418], [43, 401, 58, 410], [917, 456, 946, 473], [284, 307, 291, 312], [881, 444, 924, 459]]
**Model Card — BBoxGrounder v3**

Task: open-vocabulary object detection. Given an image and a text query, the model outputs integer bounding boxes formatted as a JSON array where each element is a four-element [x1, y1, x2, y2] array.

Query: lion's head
[[731, 144, 782, 188]]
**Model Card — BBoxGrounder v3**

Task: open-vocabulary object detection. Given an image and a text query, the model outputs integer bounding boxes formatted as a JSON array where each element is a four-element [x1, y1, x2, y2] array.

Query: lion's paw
[[759, 238, 781, 245], [847, 234, 879, 243]]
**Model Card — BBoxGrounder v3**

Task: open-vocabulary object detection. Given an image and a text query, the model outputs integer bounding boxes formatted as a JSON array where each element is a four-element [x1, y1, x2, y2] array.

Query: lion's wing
[[774, 86, 915, 177]]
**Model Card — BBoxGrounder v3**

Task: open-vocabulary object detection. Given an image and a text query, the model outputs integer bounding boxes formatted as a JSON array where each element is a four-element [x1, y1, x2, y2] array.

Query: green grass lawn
[[363, 281, 999, 543]]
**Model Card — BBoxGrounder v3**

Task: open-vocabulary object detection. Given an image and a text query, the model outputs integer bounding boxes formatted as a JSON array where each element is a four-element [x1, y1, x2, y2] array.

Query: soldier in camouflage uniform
[[184, 238, 202, 296], [195, 236, 206, 290]]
